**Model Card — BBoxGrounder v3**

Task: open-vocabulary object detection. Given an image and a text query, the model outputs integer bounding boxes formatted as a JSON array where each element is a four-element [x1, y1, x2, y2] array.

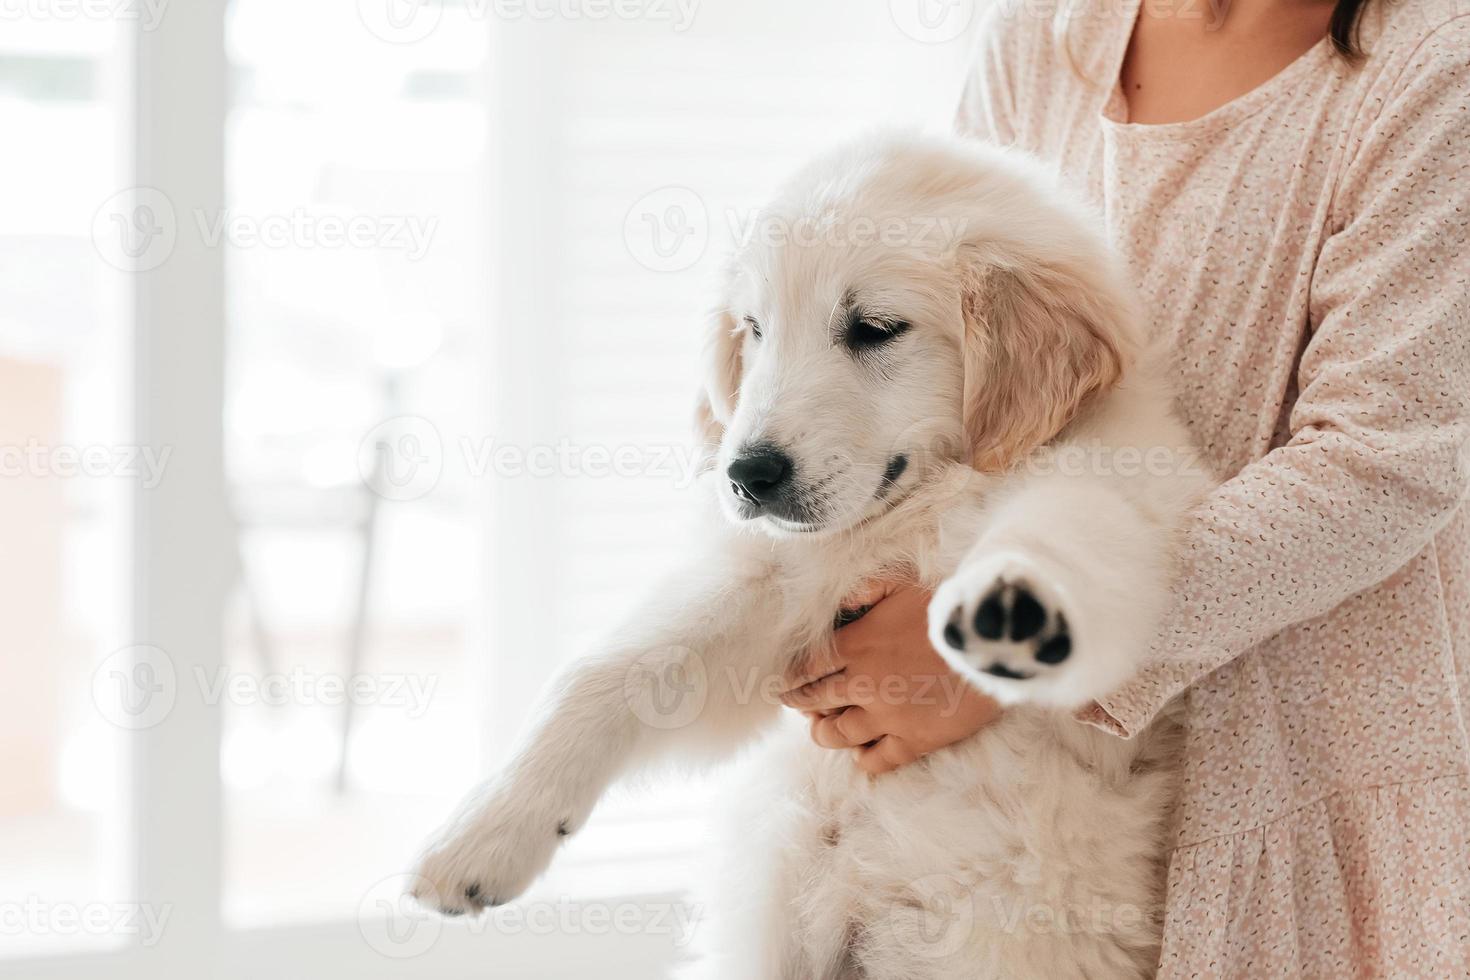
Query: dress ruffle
[[1157, 775, 1470, 979]]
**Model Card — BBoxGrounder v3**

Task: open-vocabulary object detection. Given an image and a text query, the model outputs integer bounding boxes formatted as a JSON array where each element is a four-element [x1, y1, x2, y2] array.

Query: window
[[0, 13, 132, 961], [1, 1, 979, 975]]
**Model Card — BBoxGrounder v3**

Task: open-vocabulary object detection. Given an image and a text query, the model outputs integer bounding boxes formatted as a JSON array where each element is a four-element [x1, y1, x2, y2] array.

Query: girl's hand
[[780, 582, 1003, 775]]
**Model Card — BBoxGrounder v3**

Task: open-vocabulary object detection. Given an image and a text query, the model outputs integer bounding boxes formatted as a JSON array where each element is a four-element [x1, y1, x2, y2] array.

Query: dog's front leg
[[926, 449, 1202, 709], [410, 550, 786, 915]]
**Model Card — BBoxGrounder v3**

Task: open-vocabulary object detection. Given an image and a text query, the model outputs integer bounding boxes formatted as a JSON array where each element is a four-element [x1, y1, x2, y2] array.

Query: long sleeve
[[1088, 19, 1470, 737], [953, 3, 1021, 146]]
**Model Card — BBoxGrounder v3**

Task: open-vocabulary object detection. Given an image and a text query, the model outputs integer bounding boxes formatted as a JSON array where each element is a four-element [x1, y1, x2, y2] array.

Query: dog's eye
[[845, 316, 908, 352], [743, 316, 763, 341]]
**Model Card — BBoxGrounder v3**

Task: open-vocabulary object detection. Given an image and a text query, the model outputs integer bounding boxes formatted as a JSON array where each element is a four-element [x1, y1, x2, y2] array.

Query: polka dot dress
[[959, 0, 1470, 974]]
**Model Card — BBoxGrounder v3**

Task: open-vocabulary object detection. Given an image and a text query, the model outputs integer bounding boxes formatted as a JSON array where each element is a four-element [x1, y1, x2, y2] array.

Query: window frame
[[4, 10, 684, 978]]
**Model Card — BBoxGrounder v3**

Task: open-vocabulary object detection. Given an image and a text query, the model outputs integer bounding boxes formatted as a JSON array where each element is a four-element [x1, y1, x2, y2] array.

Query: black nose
[[727, 445, 793, 506]]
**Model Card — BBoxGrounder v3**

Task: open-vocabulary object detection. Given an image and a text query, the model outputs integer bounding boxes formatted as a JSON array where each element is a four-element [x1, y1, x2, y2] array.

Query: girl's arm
[[1087, 20, 1470, 737]]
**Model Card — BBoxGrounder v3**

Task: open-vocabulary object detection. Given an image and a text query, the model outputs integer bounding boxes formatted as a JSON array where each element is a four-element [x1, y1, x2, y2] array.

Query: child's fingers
[[854, 735, 918, 775], [810, 706, 880, 749], [781, 670, 850, 711], [783, 642, 848, 692]]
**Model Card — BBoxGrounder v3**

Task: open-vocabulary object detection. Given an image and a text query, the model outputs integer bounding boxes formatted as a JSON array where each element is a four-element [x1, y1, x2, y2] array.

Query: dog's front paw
[[929, 554, 1085, 706], [408, 788, 574, 917]]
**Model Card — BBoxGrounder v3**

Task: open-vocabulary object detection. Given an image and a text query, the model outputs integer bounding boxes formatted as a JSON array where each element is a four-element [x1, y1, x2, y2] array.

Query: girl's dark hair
[[1329, 0, 1370, 58]]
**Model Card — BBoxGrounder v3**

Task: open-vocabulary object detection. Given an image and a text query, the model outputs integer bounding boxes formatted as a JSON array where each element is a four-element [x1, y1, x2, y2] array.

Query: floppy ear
[[959, 252, 1134, 472], [693, 306, 742, 464]]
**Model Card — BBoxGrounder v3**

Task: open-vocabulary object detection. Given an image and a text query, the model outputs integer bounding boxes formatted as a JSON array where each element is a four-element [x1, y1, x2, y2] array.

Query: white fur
[[410, 133, 1210, 979]]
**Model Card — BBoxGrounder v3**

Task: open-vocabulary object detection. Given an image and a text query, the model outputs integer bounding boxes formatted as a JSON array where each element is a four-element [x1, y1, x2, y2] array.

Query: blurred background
[[0, 1, 978, 975]]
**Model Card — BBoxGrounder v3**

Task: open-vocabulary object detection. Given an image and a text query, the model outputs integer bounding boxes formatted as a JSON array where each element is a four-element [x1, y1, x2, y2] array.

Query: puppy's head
[[697, 133, 1141, 537]]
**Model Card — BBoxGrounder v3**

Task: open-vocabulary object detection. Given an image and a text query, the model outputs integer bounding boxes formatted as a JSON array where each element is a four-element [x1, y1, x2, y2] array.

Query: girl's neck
[[1119, 0, 1337, 124]]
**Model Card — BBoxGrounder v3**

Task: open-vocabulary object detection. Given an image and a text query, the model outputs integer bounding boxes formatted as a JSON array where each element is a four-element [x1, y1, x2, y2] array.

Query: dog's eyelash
[[844, 315, 909, 352], [742, 316, 763, 341]]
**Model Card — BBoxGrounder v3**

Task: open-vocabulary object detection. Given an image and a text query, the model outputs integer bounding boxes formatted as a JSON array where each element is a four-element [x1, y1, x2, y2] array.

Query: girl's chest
[[1036, 93, 1350, 471]]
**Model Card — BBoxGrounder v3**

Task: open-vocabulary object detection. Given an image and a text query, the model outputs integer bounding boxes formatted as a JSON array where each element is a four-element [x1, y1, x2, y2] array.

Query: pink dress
[[958, 0, 1470, 975]]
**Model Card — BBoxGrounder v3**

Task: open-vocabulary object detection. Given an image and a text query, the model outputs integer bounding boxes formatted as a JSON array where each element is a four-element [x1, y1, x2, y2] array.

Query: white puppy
[[411, 133, 1208, 979]]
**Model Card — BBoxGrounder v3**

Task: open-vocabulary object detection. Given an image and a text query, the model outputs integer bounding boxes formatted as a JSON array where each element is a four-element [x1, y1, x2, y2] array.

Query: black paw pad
[[1008, 588, 1046, 641], [943, 619, 965, 650], [973, 593, 1006, 639], [942, 575, 1074, 678], [983, 662, 1033, 680], [1036, 617, 1072, 664]]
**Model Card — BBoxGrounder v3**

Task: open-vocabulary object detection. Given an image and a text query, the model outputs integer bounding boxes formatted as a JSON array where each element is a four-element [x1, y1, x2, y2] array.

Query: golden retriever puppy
[[412, 132, 1206, 979]]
